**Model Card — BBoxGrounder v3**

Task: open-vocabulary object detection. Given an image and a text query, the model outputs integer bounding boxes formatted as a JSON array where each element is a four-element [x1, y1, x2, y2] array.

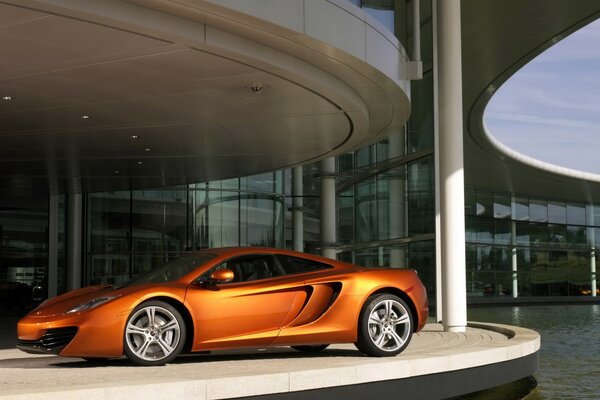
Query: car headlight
[[65, 295, 120, 314]]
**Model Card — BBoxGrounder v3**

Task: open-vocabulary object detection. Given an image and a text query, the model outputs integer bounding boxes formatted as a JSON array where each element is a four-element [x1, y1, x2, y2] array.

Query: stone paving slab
[[0, 322, 540, 400]]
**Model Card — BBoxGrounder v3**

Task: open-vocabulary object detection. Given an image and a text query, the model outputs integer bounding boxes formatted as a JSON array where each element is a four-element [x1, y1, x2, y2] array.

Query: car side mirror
[[210, 269, 234, 283]]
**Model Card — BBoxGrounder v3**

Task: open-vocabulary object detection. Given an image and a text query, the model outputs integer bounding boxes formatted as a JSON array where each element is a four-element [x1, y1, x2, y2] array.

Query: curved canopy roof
[[463, 0, 600, 202], [0, 0, 410, 195]]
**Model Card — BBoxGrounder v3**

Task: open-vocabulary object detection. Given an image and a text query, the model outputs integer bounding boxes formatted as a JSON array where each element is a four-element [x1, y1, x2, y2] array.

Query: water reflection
[[468, 305, 600, 400]]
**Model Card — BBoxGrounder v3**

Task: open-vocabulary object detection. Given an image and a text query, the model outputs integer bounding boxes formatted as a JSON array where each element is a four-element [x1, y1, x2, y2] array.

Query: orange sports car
[[17, 247, 428, 366]]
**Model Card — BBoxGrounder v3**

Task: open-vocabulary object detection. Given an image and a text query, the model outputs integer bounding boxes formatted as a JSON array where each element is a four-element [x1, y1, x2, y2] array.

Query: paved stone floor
[[0, 323, 539, 400]]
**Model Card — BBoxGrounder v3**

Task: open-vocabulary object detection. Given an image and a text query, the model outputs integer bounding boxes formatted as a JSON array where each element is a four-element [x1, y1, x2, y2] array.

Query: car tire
[[355, 294, 413, 357], [290, 344, 329, 352], [123, 300, 186, 366]]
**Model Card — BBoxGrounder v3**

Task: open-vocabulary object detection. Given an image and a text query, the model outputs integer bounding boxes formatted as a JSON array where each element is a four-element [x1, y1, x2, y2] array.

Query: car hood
[[27, 285, 123, 317]]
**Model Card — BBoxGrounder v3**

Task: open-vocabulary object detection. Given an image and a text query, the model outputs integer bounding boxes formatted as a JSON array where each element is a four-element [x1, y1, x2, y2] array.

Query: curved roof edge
[[463, 0, 600, 202], [482, 121, 600, 184]]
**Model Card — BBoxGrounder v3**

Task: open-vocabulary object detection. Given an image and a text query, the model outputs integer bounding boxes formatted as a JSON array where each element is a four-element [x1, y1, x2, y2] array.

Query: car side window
[[276, 255, 332, 275], [201, 255, 282, 283]]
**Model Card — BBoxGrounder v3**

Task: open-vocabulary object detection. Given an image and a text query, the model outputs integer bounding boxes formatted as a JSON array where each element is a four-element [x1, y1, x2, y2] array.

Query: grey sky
[[484, 19, 600, 174]]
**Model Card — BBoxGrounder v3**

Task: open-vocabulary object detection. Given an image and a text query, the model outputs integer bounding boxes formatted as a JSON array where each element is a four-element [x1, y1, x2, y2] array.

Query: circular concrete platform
[[0, 322, 539, 400]]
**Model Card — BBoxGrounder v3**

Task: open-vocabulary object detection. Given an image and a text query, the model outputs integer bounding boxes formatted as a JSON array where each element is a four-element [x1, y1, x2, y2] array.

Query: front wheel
[[355, 294, 413, 357], [123, 300, 186, 366]]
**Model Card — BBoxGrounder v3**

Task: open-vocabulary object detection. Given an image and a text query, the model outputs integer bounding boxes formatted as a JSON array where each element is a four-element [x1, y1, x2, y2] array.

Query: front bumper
[[17, 327, 78, 355]]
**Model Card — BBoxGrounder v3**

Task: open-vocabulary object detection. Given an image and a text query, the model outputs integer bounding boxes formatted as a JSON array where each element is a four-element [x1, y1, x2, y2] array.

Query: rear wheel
[[291, 344, 329, 352], [123, 300, 186, 366], [355, 294, 413, 357]]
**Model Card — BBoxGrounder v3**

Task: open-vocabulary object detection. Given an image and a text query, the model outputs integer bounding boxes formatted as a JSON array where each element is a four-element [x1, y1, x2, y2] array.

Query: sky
[[484, 19, 600, 174]]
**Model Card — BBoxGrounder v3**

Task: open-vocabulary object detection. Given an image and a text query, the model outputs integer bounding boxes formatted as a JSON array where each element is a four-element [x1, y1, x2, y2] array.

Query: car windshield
[[120, 253, 215, 288]]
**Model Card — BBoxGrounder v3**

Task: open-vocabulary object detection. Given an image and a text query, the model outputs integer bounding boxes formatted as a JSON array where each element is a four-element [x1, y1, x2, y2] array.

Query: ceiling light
[[114, 170, 120, 174], [137, 161, 143, 165], [145, 148, 151, 152], [131, 135, 138, 139], [245, 83, 269, 94], [81, 115, 90, 119], [1, 96, 12, 101]]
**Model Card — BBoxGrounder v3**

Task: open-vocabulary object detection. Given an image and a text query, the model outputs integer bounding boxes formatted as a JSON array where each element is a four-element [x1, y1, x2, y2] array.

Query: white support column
[[389, 130, 407, 268], [511, 194, 518, 298], [432, 0, 443, 323], [320, 158, 337, 260], [436, 0, 467, 333], [587, 204, 597, 297], [48, 194, 59, 298], [66, 192, 82, 291], [511, 222, 518, 298], [292, 166, 304, 252]]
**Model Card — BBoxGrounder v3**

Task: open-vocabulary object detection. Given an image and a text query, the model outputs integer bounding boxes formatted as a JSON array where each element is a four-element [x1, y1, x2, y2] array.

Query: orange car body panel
[[17, 247, 429, 358]]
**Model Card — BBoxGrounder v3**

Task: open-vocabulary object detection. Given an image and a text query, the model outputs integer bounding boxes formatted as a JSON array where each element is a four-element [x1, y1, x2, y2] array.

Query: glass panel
[[513, 195, 529, 221], [274, 197, 284, 249], [515, 221, 530, 246], [592, 203, 600, 227], [495, 272, 513, 296], [407, 72, 434, 153], [353, 248, 379, 267], [566, 203, 586, 226], [548, 201, 567, 224], [517, 248, 531, 271], [465, 216, 477, 243], [408, 241, 435, 303], [383, 165, 407, 239], [89, 253, 129, 286], [567, 225, 586, 247], [474, 219, 493, 245], [465, 188, 477, 216], [476, 191, 493, 217], [241, 193, 274, 247], [466, 271, 495, 297], [530, 222, 550, 246], [337, 153, 354, 174], [376, 139, 389, 163], [377, 176, 389, 240], [355, 145, 375, 169], [355, 177, 377, 242], [241, 172, 274, 192], [0, 198, 49, 311], [132, 190, 187, 253], [493, 193, 511, 219], [494, 220, 511, 245], [338, 188, 355, 243], [408, 157, 434, 235], [493, 247, 511, 271], [89, 192, 131, 253], [529, 198, 548, 223], [517, 272, 532, 297]]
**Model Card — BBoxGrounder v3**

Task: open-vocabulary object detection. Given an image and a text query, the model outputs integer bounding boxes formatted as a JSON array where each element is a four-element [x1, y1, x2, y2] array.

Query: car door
[[184, 254, 306, 349]]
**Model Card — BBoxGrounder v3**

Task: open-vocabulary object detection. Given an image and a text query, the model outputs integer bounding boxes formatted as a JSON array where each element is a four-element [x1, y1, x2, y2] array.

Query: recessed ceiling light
[[137, 161, 143, 165], [245, 83, 269, 94], [131, 135, 138, 139], [1, 96, 12, 101], [81, 115, 90, 119], [145, 148, 151, 152]]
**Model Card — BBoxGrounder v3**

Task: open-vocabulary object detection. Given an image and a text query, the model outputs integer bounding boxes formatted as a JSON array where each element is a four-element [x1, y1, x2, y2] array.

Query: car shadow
[[0, 347, 365, 369]]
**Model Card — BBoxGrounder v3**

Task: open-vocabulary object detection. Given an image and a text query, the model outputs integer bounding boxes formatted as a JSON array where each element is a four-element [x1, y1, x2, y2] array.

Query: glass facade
[[466, 186, 600, 298], [86, 173, 285, 286], [0, 196, 66, 313]]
